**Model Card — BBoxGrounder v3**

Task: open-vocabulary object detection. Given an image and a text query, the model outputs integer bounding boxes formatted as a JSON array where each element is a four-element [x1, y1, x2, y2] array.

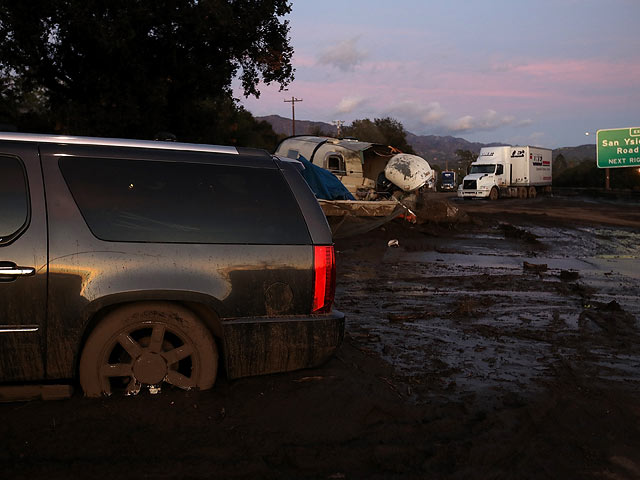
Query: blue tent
[[297, 155, 355, 201]]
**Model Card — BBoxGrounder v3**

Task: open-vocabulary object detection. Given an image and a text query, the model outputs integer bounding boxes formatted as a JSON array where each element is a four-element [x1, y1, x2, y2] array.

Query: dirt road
[[2, 194, 640, 479]]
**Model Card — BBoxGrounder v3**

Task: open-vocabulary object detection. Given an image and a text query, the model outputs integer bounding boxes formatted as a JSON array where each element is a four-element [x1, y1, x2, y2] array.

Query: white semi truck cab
[[458, 145, 552, 200]]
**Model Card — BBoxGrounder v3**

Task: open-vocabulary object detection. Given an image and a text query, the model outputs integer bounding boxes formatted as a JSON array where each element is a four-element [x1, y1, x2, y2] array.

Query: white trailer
[[457, 146, 552, 200]]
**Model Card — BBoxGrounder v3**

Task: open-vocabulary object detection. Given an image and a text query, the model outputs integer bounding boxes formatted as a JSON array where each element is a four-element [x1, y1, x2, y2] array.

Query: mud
[[2, 194, 640, 479]]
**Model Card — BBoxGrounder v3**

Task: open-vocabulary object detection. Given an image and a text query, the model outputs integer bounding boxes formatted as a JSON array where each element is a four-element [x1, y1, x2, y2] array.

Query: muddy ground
[[2, 194, 640, 479]]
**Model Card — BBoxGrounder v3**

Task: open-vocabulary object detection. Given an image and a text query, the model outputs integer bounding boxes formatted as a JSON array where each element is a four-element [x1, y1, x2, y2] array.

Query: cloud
[[336, 96, 367, 113], [379, 101, 531, 136], [449, 110, 532, 133], [528, 132, 546, 142], [318, 37, 367, 71], [384, 101, 447, 128]]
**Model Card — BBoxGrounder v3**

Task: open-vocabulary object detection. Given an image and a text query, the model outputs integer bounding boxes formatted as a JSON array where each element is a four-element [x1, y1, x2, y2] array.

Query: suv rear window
[[59, 157, 311, 245]]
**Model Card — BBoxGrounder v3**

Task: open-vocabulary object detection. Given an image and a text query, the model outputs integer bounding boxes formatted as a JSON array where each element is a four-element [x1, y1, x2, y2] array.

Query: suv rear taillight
[[312, 245, 336, 313]]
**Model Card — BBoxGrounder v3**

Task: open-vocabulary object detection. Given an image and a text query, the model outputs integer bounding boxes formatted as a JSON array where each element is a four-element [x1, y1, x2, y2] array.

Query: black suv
[[0, 133, 344, 398]]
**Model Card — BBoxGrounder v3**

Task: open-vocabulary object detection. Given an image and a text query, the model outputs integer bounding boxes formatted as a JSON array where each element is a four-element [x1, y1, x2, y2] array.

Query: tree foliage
[[0, 0, 294, 145], [454, 149, 477, 172], [554, 159, 640, 189], [343, 117, 415, 153]]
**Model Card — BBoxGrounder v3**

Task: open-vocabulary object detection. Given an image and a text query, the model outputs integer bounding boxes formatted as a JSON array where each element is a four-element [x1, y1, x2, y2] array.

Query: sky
[[233, 0, 640, 149]]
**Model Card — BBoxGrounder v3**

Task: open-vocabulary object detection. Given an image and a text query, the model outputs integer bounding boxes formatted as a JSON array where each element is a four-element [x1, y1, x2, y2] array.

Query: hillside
[[553, 144, 596, 162], [257, 114, 595, 169], [406, 133, 503, 169]]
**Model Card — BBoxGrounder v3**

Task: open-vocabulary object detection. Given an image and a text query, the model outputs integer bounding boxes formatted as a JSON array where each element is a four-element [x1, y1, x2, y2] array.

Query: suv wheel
[[79, 302, 218, 397]]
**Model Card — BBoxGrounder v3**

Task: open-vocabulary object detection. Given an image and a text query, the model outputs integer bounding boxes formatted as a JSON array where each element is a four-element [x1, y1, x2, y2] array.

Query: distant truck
[[440, 170, 457, 191], [457, 146, 552, 200]]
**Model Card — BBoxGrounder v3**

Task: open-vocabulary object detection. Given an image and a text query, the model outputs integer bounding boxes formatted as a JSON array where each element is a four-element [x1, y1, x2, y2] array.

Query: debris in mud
[[523, 261, 548, 273], [350, 332, 381, 343], [387, 239, 400, 248], [499, 222, 540, 244], [404, 193, 470, 225], [579, 300, 637, 337], [559, 270, 580, 282], [600, 300, 624, 312]]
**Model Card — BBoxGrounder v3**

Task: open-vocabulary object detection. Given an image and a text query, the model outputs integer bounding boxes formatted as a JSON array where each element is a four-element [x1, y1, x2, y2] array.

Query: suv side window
[[0, 156, 29, 244], [59, 157, 311, 245]]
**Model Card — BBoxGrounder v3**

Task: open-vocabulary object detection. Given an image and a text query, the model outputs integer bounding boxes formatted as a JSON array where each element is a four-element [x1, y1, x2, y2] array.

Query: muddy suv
[[0, 133, 344, 398]]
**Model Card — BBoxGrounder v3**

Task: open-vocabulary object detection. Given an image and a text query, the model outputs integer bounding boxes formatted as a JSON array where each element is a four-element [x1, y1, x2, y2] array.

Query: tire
[[518, 187, 528, 199], [80, 302, 218, 397], [489, 187, 499, 201], [528, 186, 537, 198]]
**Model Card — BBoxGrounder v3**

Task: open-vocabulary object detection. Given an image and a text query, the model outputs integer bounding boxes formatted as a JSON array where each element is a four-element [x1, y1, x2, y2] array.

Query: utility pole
[[284, 97, 303, 136], [332, 120, 345, 138]]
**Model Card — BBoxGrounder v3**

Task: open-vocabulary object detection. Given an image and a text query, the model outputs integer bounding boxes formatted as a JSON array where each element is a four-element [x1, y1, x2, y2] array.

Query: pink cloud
[[508, 59, 640, 88], [236, 53, 639, 137]]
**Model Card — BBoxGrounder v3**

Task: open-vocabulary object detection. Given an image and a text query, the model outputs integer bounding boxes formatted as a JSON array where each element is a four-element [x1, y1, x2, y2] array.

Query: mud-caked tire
[[489, 187, 499, 201], [80, 302, 218, 397], [528, 186, 537, 198]]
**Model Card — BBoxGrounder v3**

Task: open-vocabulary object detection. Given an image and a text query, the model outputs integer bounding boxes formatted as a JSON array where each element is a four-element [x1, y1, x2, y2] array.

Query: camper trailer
[[275, 136, 434, 198]]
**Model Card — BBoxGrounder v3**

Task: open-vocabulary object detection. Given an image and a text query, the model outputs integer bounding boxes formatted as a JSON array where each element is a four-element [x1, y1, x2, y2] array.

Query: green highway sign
[[597, 127, 640, 168]]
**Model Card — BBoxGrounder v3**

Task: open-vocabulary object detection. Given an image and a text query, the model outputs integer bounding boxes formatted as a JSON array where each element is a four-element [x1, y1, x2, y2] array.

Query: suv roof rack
[[0, 132, 239, 155]]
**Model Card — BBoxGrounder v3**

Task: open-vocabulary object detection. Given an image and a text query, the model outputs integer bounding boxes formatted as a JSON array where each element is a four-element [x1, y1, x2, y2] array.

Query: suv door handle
[[0, 263, 36, 277]]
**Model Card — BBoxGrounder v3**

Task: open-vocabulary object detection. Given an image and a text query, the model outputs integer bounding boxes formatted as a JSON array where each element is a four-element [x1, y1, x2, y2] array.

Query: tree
[[554, 159, 640, 189], [309, 125, 334, 137], [0, 0, 294, 143], [554, 153, 568, 176], [374, 117, 414, 153], [554, 159, 604, 187], [344, 119, 385, 144], [455, 149, 477, 173], [343, 117, 414, 153]]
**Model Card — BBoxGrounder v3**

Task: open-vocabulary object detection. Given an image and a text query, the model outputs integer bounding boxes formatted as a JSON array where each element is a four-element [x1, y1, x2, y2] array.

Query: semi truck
[[440, 170, 457, 191], [457, 146, 552, 200]]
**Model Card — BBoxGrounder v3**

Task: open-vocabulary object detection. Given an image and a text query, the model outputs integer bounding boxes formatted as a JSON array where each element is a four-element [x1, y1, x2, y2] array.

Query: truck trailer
[[457, 146, 552, 200]]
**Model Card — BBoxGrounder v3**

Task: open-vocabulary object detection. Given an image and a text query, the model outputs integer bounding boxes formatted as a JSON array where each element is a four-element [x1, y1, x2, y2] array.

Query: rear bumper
[[221, 310, 345, 378]]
